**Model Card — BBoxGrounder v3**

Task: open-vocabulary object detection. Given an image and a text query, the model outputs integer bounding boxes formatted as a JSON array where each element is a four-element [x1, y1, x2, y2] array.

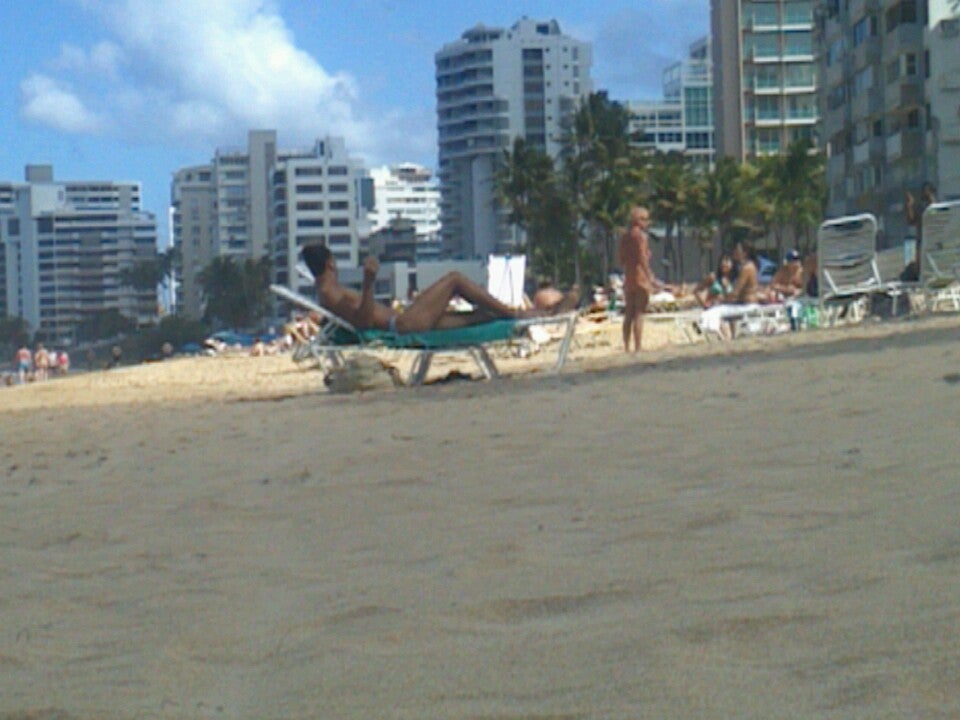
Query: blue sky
[[0, 0, 708, 243]]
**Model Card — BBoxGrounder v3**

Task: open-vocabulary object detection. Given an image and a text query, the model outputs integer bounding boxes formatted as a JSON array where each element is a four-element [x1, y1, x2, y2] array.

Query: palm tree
[[198, 255, 272, 329]]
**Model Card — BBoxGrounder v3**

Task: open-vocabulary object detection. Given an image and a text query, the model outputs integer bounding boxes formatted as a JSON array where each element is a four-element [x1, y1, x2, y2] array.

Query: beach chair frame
[[817, 213, 894, 325], [920, 200, 960, 312], [270, 284, 578, 386]]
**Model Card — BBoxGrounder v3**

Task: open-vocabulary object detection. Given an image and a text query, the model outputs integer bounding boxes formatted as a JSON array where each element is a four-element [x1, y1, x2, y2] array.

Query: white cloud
[[20, 74, 105, 134], [20, 0, 430, 164]]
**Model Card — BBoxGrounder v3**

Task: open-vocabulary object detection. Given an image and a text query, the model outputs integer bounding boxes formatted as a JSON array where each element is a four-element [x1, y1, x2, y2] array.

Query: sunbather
[[759, 249, 804, 302], [302, 244, 579, 334]]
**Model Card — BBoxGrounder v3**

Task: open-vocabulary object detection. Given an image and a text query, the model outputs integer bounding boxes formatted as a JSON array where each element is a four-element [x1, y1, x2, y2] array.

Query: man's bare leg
[[622, 292, 636, 352]]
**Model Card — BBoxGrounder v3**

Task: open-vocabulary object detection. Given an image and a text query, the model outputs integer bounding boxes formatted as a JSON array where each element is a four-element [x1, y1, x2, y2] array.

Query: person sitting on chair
[[302, 244, 579, 334]]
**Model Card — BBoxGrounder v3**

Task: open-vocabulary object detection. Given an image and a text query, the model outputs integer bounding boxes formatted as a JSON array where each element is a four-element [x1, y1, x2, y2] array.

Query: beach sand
[[2, 315, 960, 719]]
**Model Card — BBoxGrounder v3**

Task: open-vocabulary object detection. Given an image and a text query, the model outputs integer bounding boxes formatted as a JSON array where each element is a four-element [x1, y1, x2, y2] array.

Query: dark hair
[[738, 240, 758, 263], [302, 243, 331, 279]]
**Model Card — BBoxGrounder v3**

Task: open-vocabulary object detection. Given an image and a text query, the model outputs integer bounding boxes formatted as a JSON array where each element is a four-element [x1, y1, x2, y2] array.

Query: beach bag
[[324, 353, 402, 393]]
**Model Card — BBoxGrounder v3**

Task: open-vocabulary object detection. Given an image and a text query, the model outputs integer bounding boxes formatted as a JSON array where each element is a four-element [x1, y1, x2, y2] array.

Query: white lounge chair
[[920, 200, 960, 312], [270, 284, 578, 386], [817, 213, 890, 325]]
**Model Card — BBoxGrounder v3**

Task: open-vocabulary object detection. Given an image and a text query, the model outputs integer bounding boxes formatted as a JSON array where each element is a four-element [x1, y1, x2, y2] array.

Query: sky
[[0, 0, 708, 244]]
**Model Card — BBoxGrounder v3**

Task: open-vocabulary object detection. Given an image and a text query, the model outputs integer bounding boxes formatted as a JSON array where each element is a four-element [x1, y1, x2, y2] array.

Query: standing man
[[618, 206, 653, 353]]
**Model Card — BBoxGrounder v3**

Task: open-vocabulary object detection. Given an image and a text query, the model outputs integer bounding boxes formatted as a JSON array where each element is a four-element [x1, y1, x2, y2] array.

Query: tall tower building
[[628, 36, 715, 166], [368, 163, 442, 244], [271, 136, 372, 294], [0, 165, 159, 344], [172, 131, 371, 318], [927, 0, 960, 201], [435, 18, 592, 258], [819, 0, 940, 242], [712, 0, 820, 161]]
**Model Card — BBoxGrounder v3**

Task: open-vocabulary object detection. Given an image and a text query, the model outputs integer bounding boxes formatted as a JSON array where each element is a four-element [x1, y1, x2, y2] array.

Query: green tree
[[648, 151, 700, 282], [560, 91, 640, 285], [758, 140, 825, 256], [0, 316, 31, 348], [76, 309, 137, 342], [198, 255, 272, 328]]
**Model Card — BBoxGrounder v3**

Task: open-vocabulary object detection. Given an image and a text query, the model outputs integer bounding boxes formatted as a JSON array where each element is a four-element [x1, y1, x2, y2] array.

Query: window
[[295, 167, 323, 177], [853, 17, 870, 46], [907, 109, 920, 128], [328, 183, 348, 193], [327, 166, 348, 176], [7, 218, 19, 235], [873, 119, 883, 137], [905, 53, 917, 76], [887, 58, 901, 83]]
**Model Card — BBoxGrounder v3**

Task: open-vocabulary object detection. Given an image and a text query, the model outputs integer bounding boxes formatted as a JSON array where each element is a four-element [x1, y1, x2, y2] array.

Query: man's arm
[[356, 256, 380, 327]]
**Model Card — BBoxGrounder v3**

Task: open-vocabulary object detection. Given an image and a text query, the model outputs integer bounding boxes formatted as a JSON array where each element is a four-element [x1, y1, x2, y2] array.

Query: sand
[[2, 314, 960, 719]]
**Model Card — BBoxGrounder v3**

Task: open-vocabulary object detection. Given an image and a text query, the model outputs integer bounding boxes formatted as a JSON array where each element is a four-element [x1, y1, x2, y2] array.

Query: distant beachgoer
[[905, 182, 937, 280], [617, 206, 653, 353], [57, 350, 70, 375], [760, 249, 804, 302], [34, 343, 50, 382], [725, 241, 759, 304], [694, 253, 737, 308], [107, 345, 123, 369], [15, 346, 31, 384], [250, 338, 266, 357], [302, 244, 579, 334], [532, 280, 565, 311]]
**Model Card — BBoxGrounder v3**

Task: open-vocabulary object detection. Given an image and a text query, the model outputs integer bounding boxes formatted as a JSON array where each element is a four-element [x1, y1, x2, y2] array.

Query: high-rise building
[[0, 165, 159, 344], [271, 136, 372, 294], [172, 131, 371, 318], [368, 163, 442, 245], [171, 130, 278, 318], [435, 18, 592, 258], [712, 1, 820, 161], [927, 1, 960, 200], [818, 0, 940, 243], [627, 36, 715, 166]]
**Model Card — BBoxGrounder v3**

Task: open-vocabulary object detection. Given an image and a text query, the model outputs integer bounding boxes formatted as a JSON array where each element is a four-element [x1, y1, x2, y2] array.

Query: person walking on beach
[[618, 206, 654, 353], [33, 343, 50, 382], [15, 345, 31, 384], [302, 244, 578, 334]]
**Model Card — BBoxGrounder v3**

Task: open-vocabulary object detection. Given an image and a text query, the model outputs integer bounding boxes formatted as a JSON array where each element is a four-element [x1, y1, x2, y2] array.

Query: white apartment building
[[272, 136, 373, 296], [171, 130, 277, 318], [927, 0, 960, 200], [628, 36, 715, 166], [172, 131, 371, 318], [368, 163, 442, 244], [0, 165, 159, 344], [712, 0, 820, 160], [435, 18, 592, 258]]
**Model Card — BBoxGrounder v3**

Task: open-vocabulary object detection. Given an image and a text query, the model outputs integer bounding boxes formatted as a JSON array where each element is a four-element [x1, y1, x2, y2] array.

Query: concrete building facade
[[435, 18, 592, 258], [628, 36, 716, 166], [712, 0, 820, 161], [818, 0, 943, 243], [271, 136, 372, 296], [172, 132, 371, 318], [0, 165, 158, 344], [927, 0, 960, 200], [368, 163, 442, 248]]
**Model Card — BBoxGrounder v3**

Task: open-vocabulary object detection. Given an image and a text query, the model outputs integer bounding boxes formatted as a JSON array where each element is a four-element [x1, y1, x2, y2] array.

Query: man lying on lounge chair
[[301, 244, 579, 335]]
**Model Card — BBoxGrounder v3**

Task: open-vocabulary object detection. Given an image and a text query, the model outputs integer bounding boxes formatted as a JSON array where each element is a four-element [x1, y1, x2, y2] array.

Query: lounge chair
[[270, 284, 578, 386], [920, 200, 960, 312], [817, 213, 893, 325]]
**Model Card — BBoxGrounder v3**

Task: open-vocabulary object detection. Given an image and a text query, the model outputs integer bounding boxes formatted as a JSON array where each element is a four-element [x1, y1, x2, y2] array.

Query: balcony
[[784, 108, 818, 124], [886, 132, 902, 158], [853, 140, 870, 164]]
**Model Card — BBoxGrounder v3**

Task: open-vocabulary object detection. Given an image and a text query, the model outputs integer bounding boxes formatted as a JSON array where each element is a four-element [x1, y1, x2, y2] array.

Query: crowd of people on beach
[[6, 343, 70, 385]]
